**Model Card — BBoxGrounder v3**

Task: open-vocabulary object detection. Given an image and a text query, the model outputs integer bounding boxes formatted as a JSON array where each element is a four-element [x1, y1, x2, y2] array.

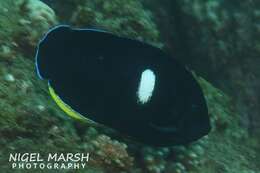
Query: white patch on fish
[[137, 69, 156, 104]]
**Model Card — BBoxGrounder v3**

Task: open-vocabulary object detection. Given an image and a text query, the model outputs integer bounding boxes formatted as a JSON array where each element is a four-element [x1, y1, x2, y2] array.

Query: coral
[[21, 0, 56, 26], [0, 44, 16, 62], [89, 135, 134, 170], [18, 0, 57, 47], [39, 0, 163, 47], [0, 0, 57, 56], [51, 0, 163, 47], [141, 147, 169, 172]]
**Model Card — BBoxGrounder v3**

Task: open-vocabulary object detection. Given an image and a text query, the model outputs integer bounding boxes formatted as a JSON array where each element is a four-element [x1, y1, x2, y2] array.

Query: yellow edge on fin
[[48, 84, 96, 125]]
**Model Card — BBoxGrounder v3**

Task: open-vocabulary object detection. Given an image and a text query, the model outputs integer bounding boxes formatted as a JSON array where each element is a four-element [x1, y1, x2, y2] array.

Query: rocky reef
[[0, 0, 259, 173], [143, 0, 260, 137]]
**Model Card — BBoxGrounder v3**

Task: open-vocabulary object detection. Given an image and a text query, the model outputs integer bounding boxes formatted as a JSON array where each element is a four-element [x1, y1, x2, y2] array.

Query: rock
[[4, 74, 15, 82], [17, 0, 57, 47], [0, 0, 57, 56], [36, 105, 45, 111], [21, 0, 57, 27]]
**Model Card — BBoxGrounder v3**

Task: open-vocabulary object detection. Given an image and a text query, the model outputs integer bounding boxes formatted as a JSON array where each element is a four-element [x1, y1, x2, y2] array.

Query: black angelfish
[[35, 25, 211, 146]]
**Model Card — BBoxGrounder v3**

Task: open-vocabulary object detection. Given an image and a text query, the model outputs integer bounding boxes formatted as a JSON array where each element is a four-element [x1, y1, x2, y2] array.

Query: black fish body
[[36, 25, 211, 146]]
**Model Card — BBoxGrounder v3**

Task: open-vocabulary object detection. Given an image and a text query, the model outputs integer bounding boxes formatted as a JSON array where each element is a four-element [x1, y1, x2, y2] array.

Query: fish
[[35, 25, 211, 146]]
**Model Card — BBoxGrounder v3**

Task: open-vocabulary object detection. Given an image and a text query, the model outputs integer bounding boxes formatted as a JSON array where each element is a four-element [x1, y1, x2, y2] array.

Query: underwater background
[[0, 0, 259, 172]]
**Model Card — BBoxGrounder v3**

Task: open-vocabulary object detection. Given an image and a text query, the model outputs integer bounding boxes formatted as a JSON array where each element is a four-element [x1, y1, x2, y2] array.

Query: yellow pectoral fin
[[48, 84, 96, 125]]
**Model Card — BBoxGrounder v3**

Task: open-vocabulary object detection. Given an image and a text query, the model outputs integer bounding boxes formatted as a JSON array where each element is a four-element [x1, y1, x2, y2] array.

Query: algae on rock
[[47, 0, 163, 47]]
